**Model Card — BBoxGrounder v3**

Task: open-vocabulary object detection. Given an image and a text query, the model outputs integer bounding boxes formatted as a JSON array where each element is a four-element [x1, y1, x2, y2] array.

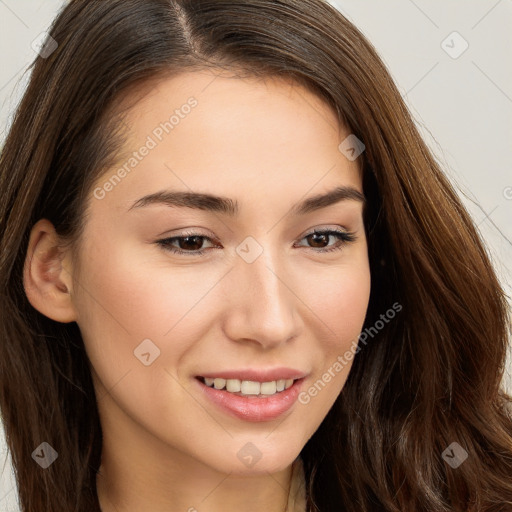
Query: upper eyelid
[[162, 223, 352, 237]]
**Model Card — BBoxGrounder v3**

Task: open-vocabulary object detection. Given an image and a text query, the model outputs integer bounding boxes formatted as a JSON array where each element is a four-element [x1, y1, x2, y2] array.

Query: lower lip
[[195, 377, 305, 422]]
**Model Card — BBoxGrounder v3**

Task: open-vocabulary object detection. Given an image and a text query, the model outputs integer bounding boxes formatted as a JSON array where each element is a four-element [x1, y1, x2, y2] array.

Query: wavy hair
[[1, 1, 511, 510]]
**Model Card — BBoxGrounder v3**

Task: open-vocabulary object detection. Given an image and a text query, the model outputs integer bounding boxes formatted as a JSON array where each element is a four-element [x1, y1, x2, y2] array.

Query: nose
[[221, 244, 301, 349]]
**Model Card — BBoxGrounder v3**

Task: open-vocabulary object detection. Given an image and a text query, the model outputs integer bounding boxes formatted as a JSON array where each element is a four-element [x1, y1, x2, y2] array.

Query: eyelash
[[155, 228, 357, 256]]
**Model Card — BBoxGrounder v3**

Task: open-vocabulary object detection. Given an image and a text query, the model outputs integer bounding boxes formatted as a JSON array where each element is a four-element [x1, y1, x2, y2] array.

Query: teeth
[[241, 381, 260, 395], [213, 378, 226, 389], [226, 379, 241, 392], [260, 381, 277, 394], [202, 377, 296, 395]]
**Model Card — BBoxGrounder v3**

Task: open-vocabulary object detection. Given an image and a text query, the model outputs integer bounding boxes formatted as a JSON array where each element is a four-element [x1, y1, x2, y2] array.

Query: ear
[[23, 218, 78, 323]]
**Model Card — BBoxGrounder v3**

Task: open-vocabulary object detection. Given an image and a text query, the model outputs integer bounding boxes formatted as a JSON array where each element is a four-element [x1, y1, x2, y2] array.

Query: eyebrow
[[128, 185, 365, 216]]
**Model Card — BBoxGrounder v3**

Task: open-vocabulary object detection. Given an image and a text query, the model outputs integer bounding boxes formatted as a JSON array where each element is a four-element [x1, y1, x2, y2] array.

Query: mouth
[[194, 374, 307, 422], [196, 376, 298, 397]]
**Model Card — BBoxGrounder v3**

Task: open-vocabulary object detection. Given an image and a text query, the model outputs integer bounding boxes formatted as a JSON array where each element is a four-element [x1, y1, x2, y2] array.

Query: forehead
[[116, 69, 344, 144], [91, 69, 363, 214]]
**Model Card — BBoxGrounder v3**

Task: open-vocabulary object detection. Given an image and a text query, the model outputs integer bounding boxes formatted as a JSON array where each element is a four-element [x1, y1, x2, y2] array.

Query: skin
[[23, 69, 371, 512]]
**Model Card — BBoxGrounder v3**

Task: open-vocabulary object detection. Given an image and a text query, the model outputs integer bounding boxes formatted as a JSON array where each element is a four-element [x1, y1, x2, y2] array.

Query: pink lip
[[195, 376, 306, 422], [198, 367, 307, 382]]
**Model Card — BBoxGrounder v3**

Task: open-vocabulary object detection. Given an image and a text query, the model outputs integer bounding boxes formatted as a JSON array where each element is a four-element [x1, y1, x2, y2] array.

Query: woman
[[0, 1, 511, 511]]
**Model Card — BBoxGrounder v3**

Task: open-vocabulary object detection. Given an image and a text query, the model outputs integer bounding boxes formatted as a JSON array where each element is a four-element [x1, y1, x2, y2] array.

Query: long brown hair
[[1, 1, 511, 510]]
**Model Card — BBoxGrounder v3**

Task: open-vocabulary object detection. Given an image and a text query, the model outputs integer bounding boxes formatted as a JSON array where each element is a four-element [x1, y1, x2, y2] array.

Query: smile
[[200, 376, 296, 396], [195, 376, 306, 422]]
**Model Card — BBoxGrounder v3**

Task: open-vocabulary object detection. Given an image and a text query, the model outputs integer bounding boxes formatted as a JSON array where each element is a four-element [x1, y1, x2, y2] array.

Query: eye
[[156, 230, 217, 256], [155, 228, 357, 256], [294, 229, 357, 253]]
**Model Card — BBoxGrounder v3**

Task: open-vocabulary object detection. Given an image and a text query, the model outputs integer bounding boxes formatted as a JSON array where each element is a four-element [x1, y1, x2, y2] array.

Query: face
[[70, 69, 371, 475]]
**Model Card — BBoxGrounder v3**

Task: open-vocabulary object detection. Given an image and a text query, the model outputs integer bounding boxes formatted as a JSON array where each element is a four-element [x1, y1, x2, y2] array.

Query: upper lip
[[198, 367, 308, 382]]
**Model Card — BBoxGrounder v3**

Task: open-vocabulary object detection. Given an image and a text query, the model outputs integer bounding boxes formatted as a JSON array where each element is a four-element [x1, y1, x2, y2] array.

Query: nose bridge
[[222, 239, 299, 346]]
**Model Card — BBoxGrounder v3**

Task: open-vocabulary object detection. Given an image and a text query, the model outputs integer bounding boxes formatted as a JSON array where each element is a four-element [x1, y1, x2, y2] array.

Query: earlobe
[[23, 219, 78, 323]]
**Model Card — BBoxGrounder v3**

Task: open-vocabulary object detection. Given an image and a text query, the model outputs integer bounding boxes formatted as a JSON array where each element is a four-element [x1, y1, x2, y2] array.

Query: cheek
[[71, 240, 207, 429], [72, 236, 231, 390], [298, 260, 371, 406], [74, 236, 215, 336], [328, 268, 371, 338], [330, 267, 371, 370], [302, 256, 371, 344]]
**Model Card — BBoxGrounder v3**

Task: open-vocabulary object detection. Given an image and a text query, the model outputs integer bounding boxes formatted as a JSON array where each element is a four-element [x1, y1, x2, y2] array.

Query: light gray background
[[1, 1, 511, 510]]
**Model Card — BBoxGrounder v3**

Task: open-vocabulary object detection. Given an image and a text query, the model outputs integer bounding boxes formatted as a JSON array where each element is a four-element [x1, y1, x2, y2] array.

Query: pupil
[[309, 233, 328, 248], [181, 236, 203, 250]]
